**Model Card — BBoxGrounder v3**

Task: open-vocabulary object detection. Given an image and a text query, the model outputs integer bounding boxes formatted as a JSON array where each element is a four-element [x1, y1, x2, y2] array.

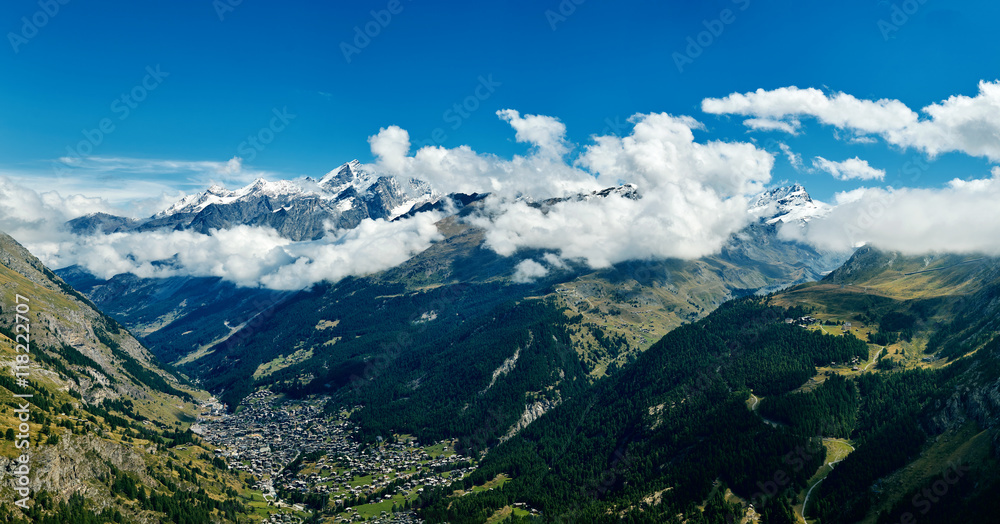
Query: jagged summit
[[154, 177, 308, 218], [318, 159, 372, 190], [749, 183, 830, 225], [74, 161, 437, 241]]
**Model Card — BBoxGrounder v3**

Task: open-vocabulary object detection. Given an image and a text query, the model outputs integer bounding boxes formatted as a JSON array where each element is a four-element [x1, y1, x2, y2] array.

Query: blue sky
[[2, 0, 1000, 210]]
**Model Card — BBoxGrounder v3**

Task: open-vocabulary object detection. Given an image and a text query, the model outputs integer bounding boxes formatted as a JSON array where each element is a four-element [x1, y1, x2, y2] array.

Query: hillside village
[[192, 390, 476, 523]]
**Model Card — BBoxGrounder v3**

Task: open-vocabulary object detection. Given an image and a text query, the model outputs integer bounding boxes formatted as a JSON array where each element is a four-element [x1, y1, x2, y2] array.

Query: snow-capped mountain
[[749, 183, 831, 225], [71, 160, 438, 241], [58, 177, 851, 378], [152, 178, 309, 218]]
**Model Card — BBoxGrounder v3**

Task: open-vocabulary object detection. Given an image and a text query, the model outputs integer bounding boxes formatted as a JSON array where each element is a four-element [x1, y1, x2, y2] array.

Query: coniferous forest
[[415, 297, 872, 523]]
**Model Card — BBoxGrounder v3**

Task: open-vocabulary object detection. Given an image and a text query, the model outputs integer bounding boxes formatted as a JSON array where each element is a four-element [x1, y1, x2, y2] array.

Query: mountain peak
[[749, 184, 829, 225], [135, 160, 436, 240], [318, 159, 374, 191]]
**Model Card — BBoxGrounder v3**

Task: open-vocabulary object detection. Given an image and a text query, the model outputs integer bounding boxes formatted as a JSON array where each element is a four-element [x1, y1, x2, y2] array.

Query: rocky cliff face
[[502, 398, 561, 442], [0, 232, 186, 401], [71, 160, 437, 242], [0, 230, 250, 522], [0, 433, 150, 508]]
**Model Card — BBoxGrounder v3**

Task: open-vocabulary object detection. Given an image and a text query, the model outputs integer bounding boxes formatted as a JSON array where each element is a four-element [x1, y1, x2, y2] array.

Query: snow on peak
[[591, 183, 639, 200], [749, 184, 830, 225], [318, 159, 377, 192], [154, 178, 308, 218], [154, 160, 437, 222]]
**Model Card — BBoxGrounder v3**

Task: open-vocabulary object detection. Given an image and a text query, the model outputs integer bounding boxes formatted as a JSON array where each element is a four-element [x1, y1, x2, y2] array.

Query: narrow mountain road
[[799, 439, 855, 522], [863, 348, 883, 372], [748, 392, 782, 427]]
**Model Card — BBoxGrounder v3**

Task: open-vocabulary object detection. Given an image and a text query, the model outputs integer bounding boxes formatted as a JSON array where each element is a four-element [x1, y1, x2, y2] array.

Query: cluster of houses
[[275, 439, 475, 507], [262, 513, 304, 524], [193, 390, 477, 523], [192, 390, 351, 483]]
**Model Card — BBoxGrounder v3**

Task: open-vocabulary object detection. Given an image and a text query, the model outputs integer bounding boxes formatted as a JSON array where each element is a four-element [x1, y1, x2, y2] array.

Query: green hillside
[[407, 248, 1000, 523], [0, 232, 271, 523]]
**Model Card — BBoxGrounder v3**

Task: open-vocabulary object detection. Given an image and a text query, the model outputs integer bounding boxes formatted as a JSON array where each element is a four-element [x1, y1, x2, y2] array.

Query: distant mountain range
[[57, 165, 847, 375], [68, 160, 436, 241], [0, 231, 251, 522], [10, 159, 1000, 523]]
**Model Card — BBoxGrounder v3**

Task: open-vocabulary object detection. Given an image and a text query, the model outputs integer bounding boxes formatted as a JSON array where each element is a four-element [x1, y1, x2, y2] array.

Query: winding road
[[748, 387, 861, 522], [863, 348, 883, 371], [799, 439, 855, 522], [748, 392, 782, 427]]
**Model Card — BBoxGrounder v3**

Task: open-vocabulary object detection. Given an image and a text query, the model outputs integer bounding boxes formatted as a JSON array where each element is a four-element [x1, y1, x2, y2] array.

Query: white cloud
[[368, 125, 411, 174], [778, 142, 804, 170], [542, 252, 567, 269], [468, 112, 774, 267], [496, 109, 570, 158], [0, 176, 118, 245], [0, 175, 443, 291], [745, 118, 801, 134], [367, 111, 774, 270], [702, 81, 1000, 162], [259, 214, 443, 290], [37, 216, 442, 291], [367, 121, 601, 200], [832, 187, 868, 205], [3, 155, 289, 217], [702, 86, 919, 135], [812, 156, 885, 181], [780, 168, 1000, 254], [221, 156, 244, 175], [512, 259, 549, 283], [54, 155, 274, 186], [3, 110, 776, 290]]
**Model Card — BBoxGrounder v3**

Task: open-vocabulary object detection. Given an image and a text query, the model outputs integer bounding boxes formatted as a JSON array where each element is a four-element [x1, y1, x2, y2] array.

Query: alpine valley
[[3, 162, 1000, 524]]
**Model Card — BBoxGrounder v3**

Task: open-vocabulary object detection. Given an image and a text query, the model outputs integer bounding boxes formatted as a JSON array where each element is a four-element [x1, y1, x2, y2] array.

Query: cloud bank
[[780, 167, 1000, 255], [3, 110, 777, 289], [373, 111, 774, 268], [7, 81, 1000, 290], [703, 80, 1000, 161], [0, 179, 439, 293], [812, 156, 885, 181], [0, 175, 443, 291]]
